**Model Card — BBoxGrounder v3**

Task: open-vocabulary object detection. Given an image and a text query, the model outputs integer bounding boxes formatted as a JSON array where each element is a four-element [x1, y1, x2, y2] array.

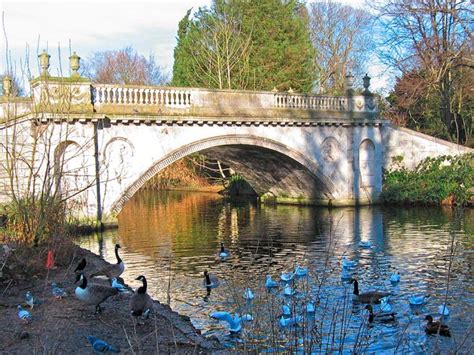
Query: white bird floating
[[280, 272, 294, 283], [265, 275, 279, 289], [210, 312, 243, 333], [243, 288, 254, 300], [283, 284, 296, 297], [358, 241, 372, 248], [342, 256, 358, 268], [379, 296, 392, 312], [409, 294, 429, 306], [282, 304, 292, 316], [438, 304, 450, 316], [294, 266, 308, 277], [279, 315, 302, 327], [17, 305, 32, 322], [390, 272, 401, 284], [341, 268, 352, 281]]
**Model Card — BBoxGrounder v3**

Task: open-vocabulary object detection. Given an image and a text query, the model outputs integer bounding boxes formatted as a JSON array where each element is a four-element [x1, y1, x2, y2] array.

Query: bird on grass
[[25, 291, 42, 309], [279, 315, 302, 327], [295, 266, 308, 277], [280, 272, 294, 283], [75, 273, 118, 314], [365, 305, 396, 324], [90, 244, 125, 279], [87, 335, 120, 353], [425, 315, 451, 337], [350, 279, 390, 304], [129, 275, 153, 324], [51, 282, 67, 299], [17, 305, 32, 323]]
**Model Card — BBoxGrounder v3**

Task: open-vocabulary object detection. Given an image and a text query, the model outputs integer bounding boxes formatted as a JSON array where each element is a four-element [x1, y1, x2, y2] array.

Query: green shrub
[[382, 154, 473, 206]]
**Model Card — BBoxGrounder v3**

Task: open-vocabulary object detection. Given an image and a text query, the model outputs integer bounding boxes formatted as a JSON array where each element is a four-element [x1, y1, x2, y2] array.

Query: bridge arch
[[110, 134, 338, 214]]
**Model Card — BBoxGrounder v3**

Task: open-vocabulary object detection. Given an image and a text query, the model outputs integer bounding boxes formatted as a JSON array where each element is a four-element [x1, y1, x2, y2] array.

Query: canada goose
[[365, 305, 396, 323], [219, 243, 230, 259], [210, 311, 242, 333], [87, 336, 120, 353], [129, 275, 153, 323], [17, 305, 32, 322], [75, 273, 118, 314], [265, 275, 279, 289], [203, 270, 219, 288], [425, 315, 451, 337], [74, 258, 86, 273], [90, 244, 125, 279], [342, 256, 358, 268], [351, 279, 390, 304]]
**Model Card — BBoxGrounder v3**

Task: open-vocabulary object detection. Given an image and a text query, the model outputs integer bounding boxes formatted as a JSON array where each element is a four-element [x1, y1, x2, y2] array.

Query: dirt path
[[0, 246, 222, 354]]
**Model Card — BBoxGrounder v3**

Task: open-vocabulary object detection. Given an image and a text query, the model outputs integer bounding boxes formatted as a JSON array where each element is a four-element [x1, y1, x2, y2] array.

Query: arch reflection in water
[[78, 190, 473, 353]]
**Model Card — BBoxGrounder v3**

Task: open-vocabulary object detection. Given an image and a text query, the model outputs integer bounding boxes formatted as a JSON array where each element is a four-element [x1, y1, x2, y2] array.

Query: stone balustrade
[[274, 93, 348, 111]]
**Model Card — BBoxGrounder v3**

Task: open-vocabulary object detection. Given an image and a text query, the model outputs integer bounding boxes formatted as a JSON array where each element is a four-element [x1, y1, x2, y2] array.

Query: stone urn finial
[[2, 75, 12, 96], [345, 74, 354, 91], [271, 87, 278, 92], [38, 50, 51, 75], [69, 52, 81, 77], [288, 87, 294, 94], [363, 73, 371, 94]]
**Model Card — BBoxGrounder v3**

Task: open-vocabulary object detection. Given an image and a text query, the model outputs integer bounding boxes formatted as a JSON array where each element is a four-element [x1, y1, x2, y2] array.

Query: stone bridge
[[0, 54, 470, 223]]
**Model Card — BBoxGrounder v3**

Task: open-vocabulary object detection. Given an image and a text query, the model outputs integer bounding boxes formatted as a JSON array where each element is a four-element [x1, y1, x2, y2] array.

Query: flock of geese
[[206, 244, 452, 339], [17, 244, 154, 351]]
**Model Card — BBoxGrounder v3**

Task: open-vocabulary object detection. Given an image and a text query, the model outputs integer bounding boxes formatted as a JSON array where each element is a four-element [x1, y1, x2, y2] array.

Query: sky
[[1, 0, 388, 92]]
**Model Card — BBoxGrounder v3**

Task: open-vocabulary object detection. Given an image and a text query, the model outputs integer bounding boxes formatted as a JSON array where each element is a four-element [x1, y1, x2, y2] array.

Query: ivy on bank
[[382, 154, 473, 206]]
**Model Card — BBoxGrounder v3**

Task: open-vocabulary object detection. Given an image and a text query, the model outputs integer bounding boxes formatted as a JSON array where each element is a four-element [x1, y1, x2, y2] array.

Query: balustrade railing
[[274, 94, 348, 111], [92, 85, 192, 108]]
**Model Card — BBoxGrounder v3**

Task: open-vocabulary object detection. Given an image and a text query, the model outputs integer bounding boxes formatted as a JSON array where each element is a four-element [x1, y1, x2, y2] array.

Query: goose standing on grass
[[365, 305, 396, 324], [425, 315, 451, 337], [219, 243, 230, 260], [90, 244, 124, 279], [130, 275, 153, 324], [75, 273, 118, 314], [350, 279, 390, 304], [203, 270, 219, 288], [74, 258, 87, 274]]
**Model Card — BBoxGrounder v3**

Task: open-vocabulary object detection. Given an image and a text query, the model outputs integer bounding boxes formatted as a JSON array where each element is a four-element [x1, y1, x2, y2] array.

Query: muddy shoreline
[[0, 244, 222, 353]]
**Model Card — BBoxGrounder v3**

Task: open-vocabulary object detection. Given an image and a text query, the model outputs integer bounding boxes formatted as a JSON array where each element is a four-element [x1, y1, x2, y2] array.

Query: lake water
[[78, 190, 473, 353]]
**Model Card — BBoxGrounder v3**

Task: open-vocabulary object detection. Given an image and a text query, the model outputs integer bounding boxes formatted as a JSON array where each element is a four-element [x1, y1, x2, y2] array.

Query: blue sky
[[1, 0, 387, 91]]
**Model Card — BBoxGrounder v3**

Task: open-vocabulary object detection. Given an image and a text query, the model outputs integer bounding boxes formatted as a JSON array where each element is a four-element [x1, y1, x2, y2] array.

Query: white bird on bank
[[210, 312, 243, 333], [279, 315, 302, 327], [294, 266, 308, 277], [244, 288, 254, 301], [280, 272, 294, 283], [265, 275, 279, 289]]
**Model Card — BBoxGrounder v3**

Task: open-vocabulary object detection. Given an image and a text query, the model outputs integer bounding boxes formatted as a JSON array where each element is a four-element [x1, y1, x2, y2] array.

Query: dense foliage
[[172, 0, 315, 92], [382, 154, 473, 206]]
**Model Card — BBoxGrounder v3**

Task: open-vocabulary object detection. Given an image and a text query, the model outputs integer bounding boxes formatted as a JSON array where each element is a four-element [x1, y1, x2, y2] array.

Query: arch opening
[[110, 135, 337, 214]]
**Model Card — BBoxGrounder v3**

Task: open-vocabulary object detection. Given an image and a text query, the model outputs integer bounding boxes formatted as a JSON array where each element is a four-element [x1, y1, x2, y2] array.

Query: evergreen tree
[[171, 0, 315, 92]]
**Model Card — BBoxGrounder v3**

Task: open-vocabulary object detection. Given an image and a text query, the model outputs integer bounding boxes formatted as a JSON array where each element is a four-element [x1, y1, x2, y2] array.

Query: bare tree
[[375, 0, 473, 144], [309, 1, 374, 94], [84, 46, 169, 85]]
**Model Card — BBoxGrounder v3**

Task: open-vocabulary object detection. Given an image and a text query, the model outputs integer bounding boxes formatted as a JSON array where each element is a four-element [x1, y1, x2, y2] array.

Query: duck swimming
[[365, 305, 396, 323], [425, 315, 451, 337], [90, 244, 125, 279], [350, 279, 390, 304]]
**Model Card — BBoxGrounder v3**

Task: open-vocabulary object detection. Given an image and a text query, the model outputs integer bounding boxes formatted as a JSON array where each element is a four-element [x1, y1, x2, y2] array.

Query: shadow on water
[[78, 190, 473, 353]]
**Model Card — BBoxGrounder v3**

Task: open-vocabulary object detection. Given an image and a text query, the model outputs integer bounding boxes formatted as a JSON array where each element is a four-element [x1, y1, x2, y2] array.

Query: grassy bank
[[382, 154, 473, 206]]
